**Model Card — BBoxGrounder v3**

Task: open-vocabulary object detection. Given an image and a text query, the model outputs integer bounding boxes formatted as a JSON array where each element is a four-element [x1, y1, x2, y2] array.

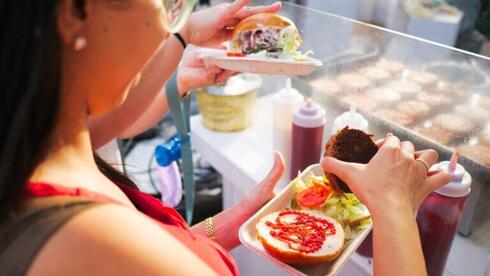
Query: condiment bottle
[[331, 106, 369, 135], [273, 78, 304, 188], [416, 152, 472, 276], [290, 98, 326, 179]]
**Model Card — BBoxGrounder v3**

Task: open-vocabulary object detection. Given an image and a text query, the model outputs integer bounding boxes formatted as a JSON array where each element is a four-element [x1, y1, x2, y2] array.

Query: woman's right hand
[[321, 134, 451, 216], [177, 46, 236, 95]]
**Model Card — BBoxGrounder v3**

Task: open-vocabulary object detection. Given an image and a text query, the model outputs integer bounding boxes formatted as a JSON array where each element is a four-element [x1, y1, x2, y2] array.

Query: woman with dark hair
[[0, 0, 450, 275]]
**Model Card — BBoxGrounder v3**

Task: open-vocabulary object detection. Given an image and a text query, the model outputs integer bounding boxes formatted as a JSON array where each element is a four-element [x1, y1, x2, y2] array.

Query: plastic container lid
[[205, 74, 261, 96], [332, 106, 369, 134], [433, 161, 472, 198], [275, 78, 304, 104], [293, 98, 326, 128]]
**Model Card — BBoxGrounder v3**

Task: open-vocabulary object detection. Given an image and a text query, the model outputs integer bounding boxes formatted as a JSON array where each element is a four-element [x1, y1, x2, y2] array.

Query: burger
[[324, 127, 378, 193], [231, 13, 303, 58]]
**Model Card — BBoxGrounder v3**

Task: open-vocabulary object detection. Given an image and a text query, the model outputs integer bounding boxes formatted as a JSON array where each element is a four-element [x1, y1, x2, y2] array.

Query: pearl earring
[[74, 36, 87, 51]]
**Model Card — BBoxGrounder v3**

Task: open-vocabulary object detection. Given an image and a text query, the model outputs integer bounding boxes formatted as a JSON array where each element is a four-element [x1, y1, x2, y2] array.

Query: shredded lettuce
[[247, 48, 312, 61], [291, 175, 308, 194], [291, 172, 328, 193], [358, 218, 372, 230], [324, 193, 369, 226], [344, 224, 353, 240], [277, 26, 300, 59], [294, 50, 314, 61], [323, 193, 371, 239]]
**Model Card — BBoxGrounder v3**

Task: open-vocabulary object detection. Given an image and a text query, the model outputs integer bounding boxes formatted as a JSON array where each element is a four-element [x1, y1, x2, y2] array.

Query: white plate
[[199, 49, 323, 76], [238, 164, 373, 276]]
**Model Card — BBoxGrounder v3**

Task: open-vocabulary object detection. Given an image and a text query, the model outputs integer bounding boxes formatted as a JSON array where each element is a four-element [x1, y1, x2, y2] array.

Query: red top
[[23, 182, 239, 276]]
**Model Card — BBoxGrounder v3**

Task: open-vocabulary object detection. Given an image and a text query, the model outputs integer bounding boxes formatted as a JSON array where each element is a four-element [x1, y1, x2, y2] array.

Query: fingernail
[[426, 170, 439, 177]]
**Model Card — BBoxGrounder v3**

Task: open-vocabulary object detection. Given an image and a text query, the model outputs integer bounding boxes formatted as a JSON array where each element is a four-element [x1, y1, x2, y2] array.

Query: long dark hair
[[0, 1, 137, 218]]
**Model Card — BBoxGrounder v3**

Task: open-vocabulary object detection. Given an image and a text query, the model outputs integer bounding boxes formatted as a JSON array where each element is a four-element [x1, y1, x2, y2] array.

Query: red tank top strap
[[111, 181, 189, 229], [23, 183, 117, 203], [23, 182, 187, 229]]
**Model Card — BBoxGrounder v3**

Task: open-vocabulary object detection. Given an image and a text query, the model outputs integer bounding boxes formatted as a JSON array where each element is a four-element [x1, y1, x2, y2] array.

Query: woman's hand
[[191, 152, 284, 250], [321, 134, 451, 215], [321, 134, 448, 276], [177, 46, 236, 94], [237, 152, 285, 217], [182, 0, 281, 47]]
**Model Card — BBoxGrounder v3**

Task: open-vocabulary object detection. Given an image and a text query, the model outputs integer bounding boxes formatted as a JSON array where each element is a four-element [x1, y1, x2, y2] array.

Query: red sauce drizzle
[[265, 210, 336, 253]]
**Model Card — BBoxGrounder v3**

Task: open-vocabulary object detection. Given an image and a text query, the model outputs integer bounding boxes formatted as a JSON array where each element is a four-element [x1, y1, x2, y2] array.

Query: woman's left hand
[[190, 152, 284, 250], [236, 152, 285, 217], [182, 0, 282, 47], [177, 46, 237, 94]]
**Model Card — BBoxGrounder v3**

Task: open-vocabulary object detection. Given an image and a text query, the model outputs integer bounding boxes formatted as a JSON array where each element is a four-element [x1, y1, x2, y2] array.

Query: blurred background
[[122, 0, 490, 223]]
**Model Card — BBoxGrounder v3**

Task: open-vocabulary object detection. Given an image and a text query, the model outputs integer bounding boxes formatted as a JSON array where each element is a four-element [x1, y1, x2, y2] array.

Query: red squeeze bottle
[[416, 152, 472, 276], [290, 98, 326, 179]]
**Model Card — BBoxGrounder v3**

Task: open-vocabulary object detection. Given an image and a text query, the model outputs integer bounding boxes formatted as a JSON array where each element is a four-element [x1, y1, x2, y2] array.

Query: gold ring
[[416, 158, 430, 172]]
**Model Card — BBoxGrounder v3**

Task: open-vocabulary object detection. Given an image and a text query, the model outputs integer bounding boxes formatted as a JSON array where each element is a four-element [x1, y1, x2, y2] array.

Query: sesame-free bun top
[[231, 13, 302, 46]]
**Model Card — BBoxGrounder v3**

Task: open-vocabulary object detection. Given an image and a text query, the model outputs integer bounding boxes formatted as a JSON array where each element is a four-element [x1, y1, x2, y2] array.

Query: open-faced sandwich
[[255, 127, 376, 265], [228, 13, 311, 61], [256, 173, 371, 265], [256, 209, 344, 265]]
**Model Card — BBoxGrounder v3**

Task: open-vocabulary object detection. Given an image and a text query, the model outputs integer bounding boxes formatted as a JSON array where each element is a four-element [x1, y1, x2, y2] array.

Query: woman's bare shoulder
[[27, 204, 217, 276]]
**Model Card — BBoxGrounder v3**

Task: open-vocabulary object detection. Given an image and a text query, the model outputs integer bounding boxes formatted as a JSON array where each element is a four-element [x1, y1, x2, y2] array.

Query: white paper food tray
[[238, 164, 373, 276], [199, 49, 322, 76]]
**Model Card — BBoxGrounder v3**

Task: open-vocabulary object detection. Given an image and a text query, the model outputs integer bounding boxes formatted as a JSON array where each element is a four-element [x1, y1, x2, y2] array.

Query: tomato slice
[[296, 184, 332, 208], [226, 51, 246, 57]]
